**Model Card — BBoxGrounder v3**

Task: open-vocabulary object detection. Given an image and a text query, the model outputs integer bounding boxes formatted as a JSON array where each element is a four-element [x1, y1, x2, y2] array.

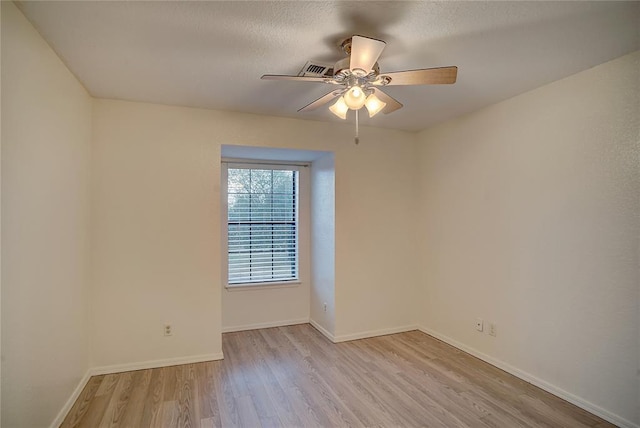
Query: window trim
[[222, 160, 307, 289]]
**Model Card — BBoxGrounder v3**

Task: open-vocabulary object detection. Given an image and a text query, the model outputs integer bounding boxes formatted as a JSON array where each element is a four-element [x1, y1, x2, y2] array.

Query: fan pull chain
[[355, 108, 360, 145]]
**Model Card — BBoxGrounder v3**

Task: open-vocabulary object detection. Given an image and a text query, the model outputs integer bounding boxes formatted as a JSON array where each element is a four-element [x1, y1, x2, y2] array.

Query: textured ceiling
[[17, 1, 640, 132]]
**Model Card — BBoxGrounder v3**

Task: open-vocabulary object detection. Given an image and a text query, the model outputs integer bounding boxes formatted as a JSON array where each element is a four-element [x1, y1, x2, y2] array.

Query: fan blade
[[372, 88, 403, 114], [381, 66, 458, 85], [261, 74, 331, 83], [350, 35, 386, 74], [298, 90, 343, 112]]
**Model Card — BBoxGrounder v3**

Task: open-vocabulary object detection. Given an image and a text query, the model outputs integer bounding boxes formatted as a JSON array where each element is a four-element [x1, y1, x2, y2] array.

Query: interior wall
[[334, 135, 420, 339], [90, 100, 223, 368], [1, 2, 92, 426], [417, 51, 639, 426], [91, 98, 419, 366], [310, 153, 336, 336]]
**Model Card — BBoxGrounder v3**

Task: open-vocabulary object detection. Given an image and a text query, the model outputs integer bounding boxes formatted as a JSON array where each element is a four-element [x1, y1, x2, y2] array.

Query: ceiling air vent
[[298, 61, 334, 77]]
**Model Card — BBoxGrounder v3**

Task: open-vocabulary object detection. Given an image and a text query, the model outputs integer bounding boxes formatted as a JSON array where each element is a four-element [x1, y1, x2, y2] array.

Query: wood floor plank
[[119, 369, 152, 427], [95, 374, 119, 397], [139, 367, 166, 427], [195, 362, 220, 425], [159, 400, 178, 428], [75, 394, 111, 428], [176, 364, 199, 428], [60, 375, 105, 428], [59, 324, 617, 428], [73, 375, 117, 428], [162, 366, 178, 402], [98, 370, 134, 428], [324, 364, 399, 426], [199, 417, 216, 428], [215, 361, 242, 427], [248, 331, 304, 427], [235, 395, 262, 428]]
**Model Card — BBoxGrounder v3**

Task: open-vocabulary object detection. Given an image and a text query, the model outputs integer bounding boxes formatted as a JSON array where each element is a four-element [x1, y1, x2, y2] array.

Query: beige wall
[[1, 2, 93, 426], [90, 100, 223, 368], [417, 51, 640, 426], [310, 153, 336, 336], [91, 98, 419, 366], [334, 135, 420, 339]]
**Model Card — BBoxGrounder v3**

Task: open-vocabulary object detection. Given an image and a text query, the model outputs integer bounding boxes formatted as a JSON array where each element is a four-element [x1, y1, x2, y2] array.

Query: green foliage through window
[[227, 167, 298, 284]]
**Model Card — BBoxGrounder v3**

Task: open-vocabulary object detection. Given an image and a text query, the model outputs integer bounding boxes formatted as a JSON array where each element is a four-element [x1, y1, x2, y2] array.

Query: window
[[223, 163, 299, 286]]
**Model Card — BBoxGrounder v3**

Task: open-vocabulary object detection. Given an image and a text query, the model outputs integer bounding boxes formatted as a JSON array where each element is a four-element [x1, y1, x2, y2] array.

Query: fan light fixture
[[328, 97, 348, 119], [329, 89, 387, 119], [364, 93, 386, 117], [343, 86, 366, 109]]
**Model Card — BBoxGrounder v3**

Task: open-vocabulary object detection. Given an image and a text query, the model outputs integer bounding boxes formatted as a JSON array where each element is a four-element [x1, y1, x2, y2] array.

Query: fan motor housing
[[333, 58, 380, 78], [333, 57, 350, 76]]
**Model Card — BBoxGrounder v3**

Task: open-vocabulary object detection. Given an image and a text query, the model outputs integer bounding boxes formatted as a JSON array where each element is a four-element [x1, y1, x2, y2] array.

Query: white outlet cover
[[489, 323, 497, 336]]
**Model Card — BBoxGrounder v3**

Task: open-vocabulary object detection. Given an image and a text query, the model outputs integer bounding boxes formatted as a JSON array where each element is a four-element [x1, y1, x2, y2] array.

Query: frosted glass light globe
[[343, 86, 367, 110], [329, 96, 348, 119], [364, 93, 387, 117]]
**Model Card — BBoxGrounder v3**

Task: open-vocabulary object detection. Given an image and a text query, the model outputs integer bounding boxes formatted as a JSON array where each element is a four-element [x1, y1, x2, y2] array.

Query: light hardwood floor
[[62, 324, 614, 427]]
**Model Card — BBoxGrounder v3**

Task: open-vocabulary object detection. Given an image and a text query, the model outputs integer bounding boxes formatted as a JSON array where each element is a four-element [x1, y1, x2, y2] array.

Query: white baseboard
[[91, 352, 224, 376], [49, 369, 92, 428], [309, 318, 336, 342], [418, 326, 638, 428], [222, 317, 309, 333], [333, 325, 418, 343]]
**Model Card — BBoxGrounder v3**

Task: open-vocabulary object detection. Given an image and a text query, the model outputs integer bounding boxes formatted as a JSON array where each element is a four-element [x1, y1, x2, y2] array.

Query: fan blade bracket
[[371, 76, 392, 86]]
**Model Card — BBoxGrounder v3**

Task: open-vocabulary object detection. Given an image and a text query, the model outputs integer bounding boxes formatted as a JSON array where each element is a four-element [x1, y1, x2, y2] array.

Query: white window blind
[[226, 165, 299, 285]]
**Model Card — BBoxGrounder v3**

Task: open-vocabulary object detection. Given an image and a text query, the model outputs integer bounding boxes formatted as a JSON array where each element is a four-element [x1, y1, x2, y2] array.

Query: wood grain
[[61, 324, 614, 428]]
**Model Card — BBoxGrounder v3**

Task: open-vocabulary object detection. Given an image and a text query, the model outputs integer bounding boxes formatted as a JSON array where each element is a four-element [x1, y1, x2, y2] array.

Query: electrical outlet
[[164, 323, 173, 336], [475, 318, 483, 332], [323, 302, 327, 312], [489, 323, 497, 337]]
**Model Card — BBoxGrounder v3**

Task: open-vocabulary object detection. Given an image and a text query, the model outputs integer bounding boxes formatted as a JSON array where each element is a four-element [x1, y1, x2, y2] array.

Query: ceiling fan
[[261, 35, 458, 142]]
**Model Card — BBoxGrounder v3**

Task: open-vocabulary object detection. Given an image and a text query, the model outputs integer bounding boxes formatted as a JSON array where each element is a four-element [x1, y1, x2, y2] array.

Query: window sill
[[225, 281, 301, 291]]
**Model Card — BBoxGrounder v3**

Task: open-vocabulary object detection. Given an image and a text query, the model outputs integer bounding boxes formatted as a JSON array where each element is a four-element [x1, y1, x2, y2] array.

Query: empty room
[[1, 1, 639, 427]]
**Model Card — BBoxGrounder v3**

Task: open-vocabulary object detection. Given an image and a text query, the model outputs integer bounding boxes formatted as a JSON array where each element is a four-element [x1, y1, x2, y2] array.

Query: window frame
[[222, 159, 305, 289]]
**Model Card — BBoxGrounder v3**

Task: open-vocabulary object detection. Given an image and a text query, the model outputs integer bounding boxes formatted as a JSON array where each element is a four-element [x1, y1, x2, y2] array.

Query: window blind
[[226, 166, 298, 284]]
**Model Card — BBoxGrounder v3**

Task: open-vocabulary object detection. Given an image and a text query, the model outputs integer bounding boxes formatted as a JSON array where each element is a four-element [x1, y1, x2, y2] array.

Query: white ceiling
[[17, 1, 640, 132]]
